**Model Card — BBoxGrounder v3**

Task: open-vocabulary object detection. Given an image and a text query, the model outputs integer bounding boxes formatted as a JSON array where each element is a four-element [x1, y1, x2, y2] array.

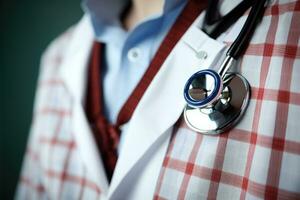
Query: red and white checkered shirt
[[16, 0, 300, 199]]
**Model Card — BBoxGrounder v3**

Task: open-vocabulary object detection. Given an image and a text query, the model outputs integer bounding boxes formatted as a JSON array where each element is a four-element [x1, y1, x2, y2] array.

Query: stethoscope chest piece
[[183, 73, 250, 135], [183, 0, 267, 135]]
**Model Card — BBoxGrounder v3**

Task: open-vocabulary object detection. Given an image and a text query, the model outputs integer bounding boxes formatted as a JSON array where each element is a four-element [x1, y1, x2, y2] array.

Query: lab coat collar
[[59, 15, 94, 103], [81, 0, 187, 28]]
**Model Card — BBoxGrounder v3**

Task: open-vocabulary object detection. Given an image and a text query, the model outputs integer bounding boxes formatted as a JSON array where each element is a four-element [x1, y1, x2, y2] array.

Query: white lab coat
[[17, 0, 300, 199]]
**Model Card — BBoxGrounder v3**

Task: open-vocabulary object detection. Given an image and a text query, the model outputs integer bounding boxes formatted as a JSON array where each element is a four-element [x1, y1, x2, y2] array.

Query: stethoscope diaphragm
[[183, 73, 250, 135]]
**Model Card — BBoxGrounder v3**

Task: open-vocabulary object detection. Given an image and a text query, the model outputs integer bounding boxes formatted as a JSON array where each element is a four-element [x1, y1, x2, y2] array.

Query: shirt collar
[[81, 0, 186, 29]]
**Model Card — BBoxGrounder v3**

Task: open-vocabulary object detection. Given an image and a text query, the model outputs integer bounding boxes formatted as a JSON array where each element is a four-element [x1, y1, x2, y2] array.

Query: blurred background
[[0, 0, 83, 198]]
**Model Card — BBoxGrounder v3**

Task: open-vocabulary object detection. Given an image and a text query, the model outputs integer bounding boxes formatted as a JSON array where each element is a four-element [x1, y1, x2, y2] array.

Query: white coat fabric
[[16, 0, 300, 199]]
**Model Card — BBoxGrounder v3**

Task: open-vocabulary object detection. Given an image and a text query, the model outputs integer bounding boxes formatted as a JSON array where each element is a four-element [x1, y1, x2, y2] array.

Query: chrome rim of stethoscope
[[184, 69, 223, 108]]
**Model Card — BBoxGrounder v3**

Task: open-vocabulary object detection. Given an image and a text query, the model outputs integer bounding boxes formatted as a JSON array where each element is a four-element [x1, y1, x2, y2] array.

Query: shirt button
[[127, 47, 141, 62], [196, 50, 208, 59]]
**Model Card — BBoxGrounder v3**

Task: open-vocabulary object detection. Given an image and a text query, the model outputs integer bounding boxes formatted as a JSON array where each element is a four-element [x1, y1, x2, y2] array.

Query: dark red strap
[[86, 42, 102, 120], [85, 0, 207, 182], [86, 43, 120, 181]]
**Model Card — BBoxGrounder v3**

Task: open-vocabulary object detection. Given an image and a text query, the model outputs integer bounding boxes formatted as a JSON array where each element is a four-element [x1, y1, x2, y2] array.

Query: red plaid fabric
[[16, 29, 102, 199], [154, 0, 300, 199]]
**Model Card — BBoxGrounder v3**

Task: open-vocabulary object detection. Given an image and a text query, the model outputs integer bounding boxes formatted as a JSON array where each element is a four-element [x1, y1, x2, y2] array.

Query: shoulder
[[32, 19, 82, 114], [38, 25, 76, 81], [37, 15, 93, 85]]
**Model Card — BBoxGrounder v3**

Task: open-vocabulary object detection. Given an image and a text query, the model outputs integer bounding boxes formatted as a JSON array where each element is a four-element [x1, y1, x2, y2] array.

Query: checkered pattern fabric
[[154, 0, 300, 199], [16, 0, 300, 199], [16, 28, 102, 199]]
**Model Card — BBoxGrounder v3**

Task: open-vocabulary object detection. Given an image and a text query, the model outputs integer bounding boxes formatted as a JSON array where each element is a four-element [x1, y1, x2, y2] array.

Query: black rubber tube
[[203, 0, 254, 39], [226, 0, 267, 59]]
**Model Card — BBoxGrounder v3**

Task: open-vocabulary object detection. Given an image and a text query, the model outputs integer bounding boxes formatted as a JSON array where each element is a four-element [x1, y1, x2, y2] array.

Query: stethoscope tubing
[[184, 0, 267, 109]]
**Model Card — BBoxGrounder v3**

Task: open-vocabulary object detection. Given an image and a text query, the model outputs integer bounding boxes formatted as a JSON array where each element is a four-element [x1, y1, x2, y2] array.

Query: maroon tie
[[85, 0, 208, 182]]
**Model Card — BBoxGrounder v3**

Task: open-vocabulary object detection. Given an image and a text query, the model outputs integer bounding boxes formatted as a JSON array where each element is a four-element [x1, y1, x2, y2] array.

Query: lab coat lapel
[[59, 15, 109, 194], [108, 15, 226, 197]]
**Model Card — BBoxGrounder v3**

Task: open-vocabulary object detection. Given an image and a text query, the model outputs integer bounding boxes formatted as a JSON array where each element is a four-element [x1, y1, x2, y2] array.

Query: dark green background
[[0, 0, 83, 198]]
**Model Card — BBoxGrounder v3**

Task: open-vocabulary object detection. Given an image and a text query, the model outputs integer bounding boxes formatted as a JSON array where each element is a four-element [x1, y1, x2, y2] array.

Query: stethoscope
[[183, 0, 267, 135]]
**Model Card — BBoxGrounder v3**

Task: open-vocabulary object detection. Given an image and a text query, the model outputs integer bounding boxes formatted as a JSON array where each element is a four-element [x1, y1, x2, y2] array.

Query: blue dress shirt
[[82, 0, 186, 123]]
